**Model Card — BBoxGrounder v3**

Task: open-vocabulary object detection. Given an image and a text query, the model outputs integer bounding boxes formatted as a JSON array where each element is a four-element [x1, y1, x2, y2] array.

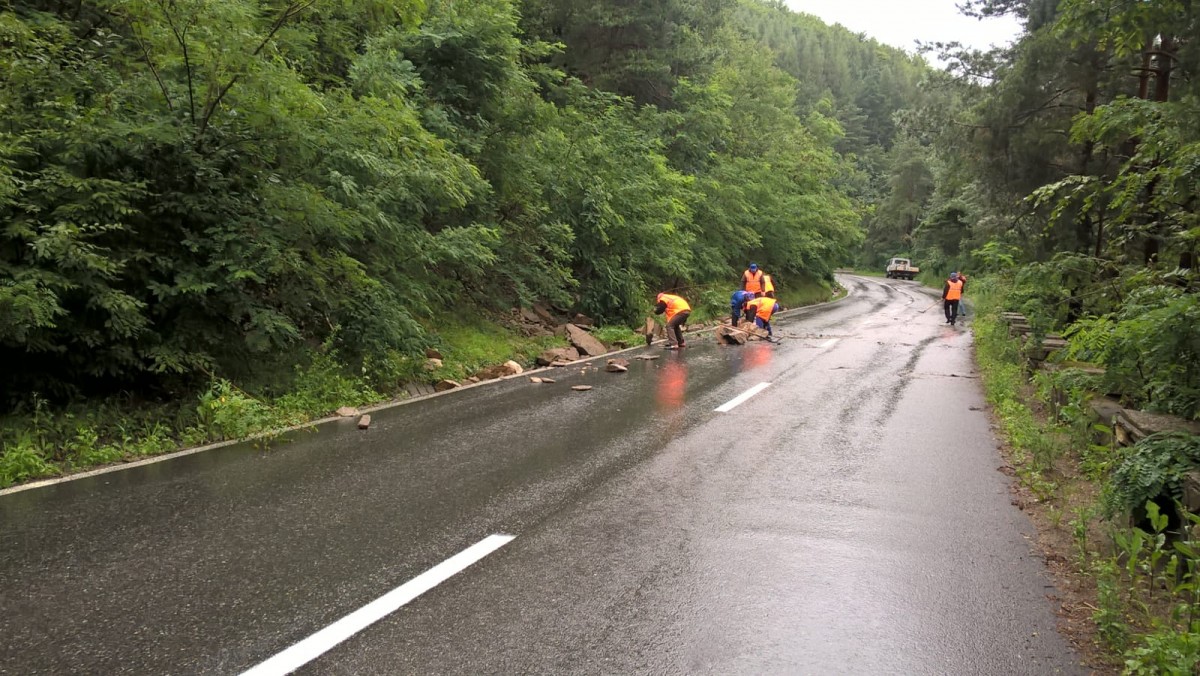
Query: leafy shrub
[[1104, 432, 1200, 518], [0, 434, 56, 486], [195, 380, 275, 442]]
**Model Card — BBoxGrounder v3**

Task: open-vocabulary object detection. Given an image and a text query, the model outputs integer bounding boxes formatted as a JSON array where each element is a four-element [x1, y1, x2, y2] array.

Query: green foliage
[[1104, 433, 1200, 518], [0, 434, 56, 486]]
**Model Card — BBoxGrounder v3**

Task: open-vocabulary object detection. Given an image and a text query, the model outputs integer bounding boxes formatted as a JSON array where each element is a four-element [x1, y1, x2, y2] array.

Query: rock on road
[[0, 275, 1086, 674]]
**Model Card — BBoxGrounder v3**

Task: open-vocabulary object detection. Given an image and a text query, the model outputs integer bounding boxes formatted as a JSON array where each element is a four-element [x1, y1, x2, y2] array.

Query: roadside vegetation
[[0, 0, 894, 486], [871, 0, 1200, 670]]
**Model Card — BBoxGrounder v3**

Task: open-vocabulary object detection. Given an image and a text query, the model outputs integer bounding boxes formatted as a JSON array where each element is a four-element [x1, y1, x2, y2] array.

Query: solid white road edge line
[[819, 338, 839, 349], [715, 382, 771, 413], [240, 534, 515, 676]]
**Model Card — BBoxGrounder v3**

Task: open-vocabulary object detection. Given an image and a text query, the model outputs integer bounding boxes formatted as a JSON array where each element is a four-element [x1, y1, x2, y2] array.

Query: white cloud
[[784, 0, 1022, 61]]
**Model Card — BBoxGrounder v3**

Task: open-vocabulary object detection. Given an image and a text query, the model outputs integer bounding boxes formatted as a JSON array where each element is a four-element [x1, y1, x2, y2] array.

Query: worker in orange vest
[[942, 272, 964, 326], [654, 292, 692, 349], [763, 273, 776, 298], [742, 263, 765, 294], [747, 294, 782, 338]]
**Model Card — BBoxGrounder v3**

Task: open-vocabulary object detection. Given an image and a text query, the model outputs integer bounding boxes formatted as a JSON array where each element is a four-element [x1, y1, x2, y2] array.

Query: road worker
[[747, 294, 782, 338], [943, 272, 964, 326], [654, 292, 692, 349], [729, 289, 756, 327], [742, 263, 765, 294], [763, 273, 776, 298]]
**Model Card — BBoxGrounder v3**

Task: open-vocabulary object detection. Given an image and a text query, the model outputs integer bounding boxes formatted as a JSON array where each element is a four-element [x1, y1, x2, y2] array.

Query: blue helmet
[[749, 263, 758, 271]]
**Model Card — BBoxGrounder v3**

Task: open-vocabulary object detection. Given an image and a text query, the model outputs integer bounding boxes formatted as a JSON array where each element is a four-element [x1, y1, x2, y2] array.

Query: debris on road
[[357, 415, 371, 430], [530, 377, 543, 384], [606, 359, 629, 373], [503, 360, 524, 375], [541, 378, 556, 384], [566, 323, 607, 356], [536, 346, 579, 366], [634, 354, 660, 361], [571, 385, 592, 391], [336, 406, 359, 417]]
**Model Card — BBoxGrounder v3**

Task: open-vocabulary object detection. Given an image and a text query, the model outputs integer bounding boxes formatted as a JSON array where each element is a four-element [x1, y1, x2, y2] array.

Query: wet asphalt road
[[0, 275, 1086, 675]]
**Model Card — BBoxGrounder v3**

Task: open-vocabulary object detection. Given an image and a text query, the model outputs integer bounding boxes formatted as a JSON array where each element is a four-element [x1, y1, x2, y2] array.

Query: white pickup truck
[[885, 257, 919, 280]]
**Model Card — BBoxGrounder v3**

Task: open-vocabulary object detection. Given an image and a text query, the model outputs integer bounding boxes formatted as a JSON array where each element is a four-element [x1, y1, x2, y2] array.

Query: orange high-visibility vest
[[748, 297, 777, 321], [763, 274, 775, 295], [946, 280, 964, 301], [658, 294, 691, 322], [743, 269, 764, 293]]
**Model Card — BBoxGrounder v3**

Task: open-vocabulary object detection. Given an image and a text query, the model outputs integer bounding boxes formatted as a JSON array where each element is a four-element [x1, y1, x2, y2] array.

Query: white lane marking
[[819, 338, 839, 349], [715, 382, 771, 413], [241, 534, 515, 676]]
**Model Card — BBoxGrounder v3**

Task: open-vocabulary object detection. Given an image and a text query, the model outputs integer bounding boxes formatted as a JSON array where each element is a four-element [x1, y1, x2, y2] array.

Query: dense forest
[[6, 0, 1200, 664], [878, 0, 1199, 422], [1, 0, 929, 405]]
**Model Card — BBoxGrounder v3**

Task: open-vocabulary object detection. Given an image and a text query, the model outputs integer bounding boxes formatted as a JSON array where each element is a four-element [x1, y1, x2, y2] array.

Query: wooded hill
[[0, 0, 927, 404]]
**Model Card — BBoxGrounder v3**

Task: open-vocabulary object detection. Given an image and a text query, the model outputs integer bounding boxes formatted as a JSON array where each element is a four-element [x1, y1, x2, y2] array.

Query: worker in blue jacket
[[730, 289, 756, 327]]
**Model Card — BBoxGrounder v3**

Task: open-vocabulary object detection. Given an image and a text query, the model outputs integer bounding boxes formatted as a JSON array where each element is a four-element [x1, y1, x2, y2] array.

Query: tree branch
[[158, 0, 195, 122], [129, 25, 174, 112], [196, 0, 316, 138]]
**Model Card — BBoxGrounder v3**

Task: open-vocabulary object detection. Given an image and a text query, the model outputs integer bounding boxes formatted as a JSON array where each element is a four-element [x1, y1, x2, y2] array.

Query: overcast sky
[[783, 0, 1023, 62]]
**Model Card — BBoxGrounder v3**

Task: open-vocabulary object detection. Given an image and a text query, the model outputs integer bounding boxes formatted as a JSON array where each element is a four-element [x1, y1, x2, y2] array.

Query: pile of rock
[[714, 323, 769, 345]]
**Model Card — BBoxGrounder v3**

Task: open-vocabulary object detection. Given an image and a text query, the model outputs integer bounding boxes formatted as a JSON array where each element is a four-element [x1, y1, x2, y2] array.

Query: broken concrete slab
[[357, 415, 371, 430]]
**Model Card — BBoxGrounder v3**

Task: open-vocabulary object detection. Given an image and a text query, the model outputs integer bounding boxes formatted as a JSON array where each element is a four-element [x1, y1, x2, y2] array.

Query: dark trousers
[[730, 306, 742, 327], [667, 311, 690, 346], [944, 299, 960, 324]]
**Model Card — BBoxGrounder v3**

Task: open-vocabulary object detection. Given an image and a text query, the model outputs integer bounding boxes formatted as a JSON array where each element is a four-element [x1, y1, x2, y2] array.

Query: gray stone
[[566, 323, 607, 356]]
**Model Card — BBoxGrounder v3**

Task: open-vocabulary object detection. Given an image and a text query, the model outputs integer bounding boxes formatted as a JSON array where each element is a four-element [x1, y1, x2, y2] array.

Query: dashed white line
[[240, 534, 515, 676], [715, 382, 772, 413], [819, 338, 839, 349]]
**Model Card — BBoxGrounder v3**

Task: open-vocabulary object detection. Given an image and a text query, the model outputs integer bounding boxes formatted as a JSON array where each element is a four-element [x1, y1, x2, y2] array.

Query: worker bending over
[[729, 289, 755, 327], [747, 295, 781, 338], [654, 292, 692, 350]]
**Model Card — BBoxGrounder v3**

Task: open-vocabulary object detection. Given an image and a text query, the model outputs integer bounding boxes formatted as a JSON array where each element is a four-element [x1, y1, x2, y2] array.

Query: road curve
[[0, 275, 1085, 674]]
